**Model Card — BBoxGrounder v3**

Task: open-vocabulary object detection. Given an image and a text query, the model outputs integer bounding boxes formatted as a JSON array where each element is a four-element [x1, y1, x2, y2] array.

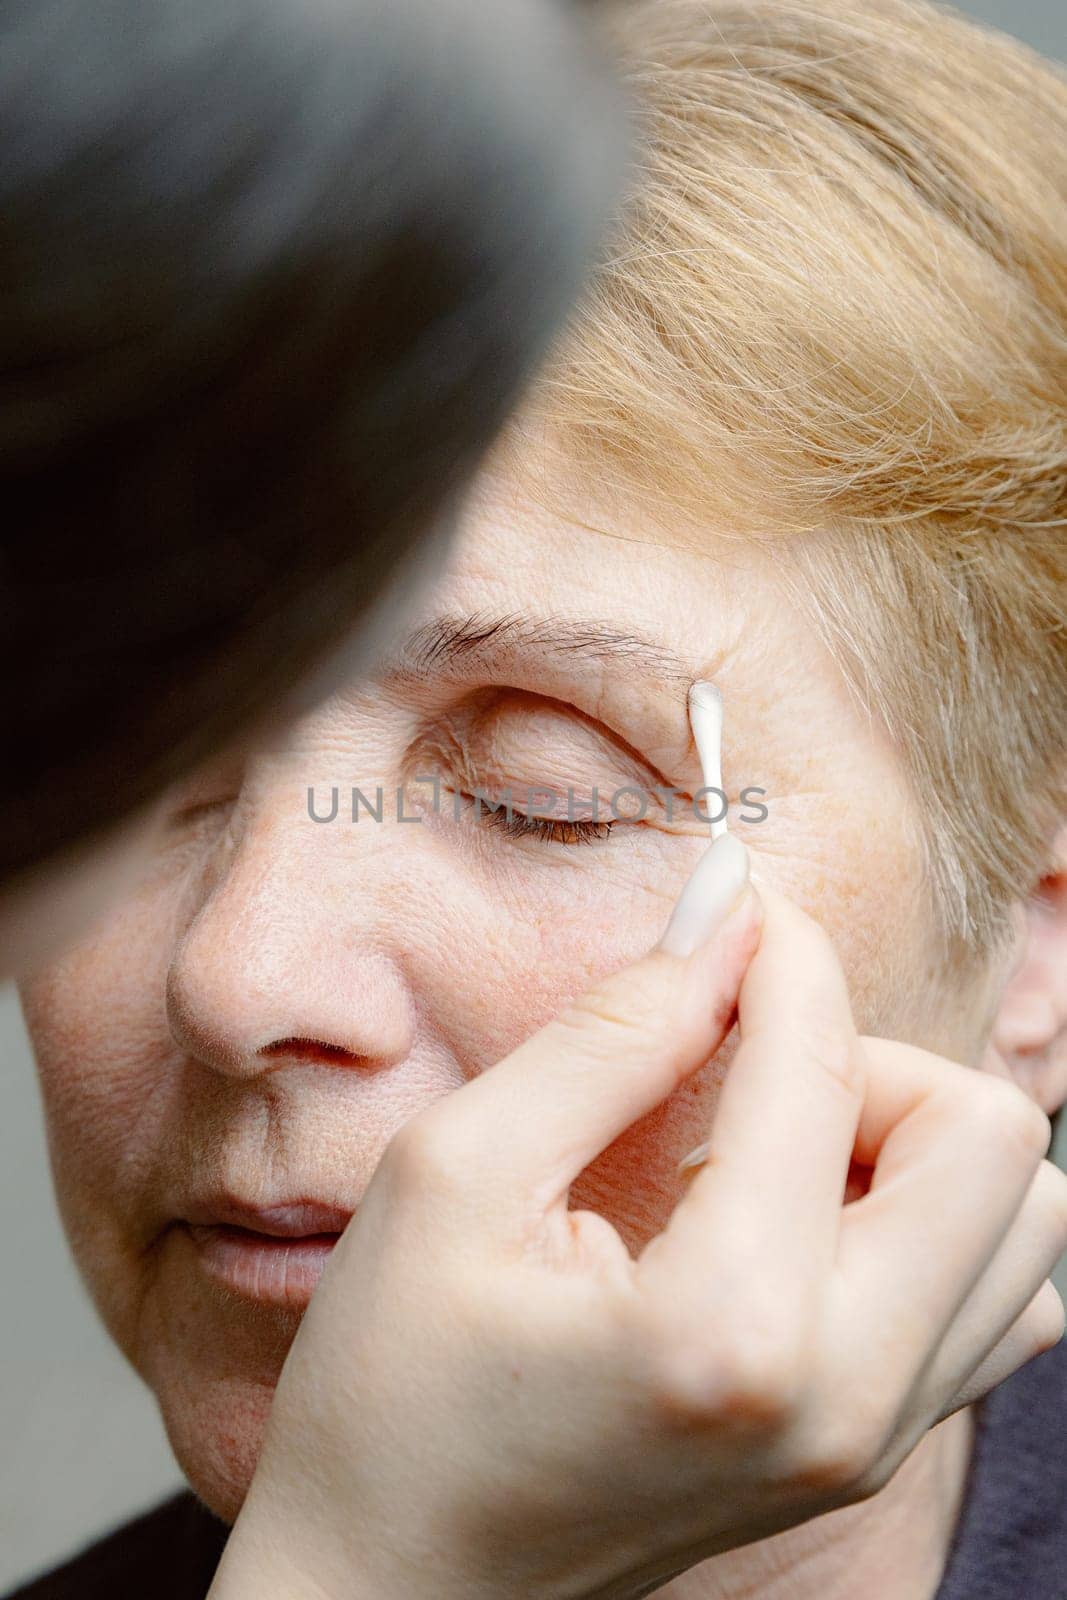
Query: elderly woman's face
[[20, 471, 991, 1520]]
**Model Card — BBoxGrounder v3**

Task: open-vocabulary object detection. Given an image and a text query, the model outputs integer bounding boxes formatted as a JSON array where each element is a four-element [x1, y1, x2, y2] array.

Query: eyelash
[[459, 794, 616, 846]]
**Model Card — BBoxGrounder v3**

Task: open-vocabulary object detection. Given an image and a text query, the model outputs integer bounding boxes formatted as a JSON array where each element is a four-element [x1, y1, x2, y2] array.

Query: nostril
[[258, 1037, 361, 1066]]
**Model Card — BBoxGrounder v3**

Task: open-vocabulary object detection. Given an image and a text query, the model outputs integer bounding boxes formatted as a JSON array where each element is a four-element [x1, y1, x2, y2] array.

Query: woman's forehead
[[444, 465, 763, 656]]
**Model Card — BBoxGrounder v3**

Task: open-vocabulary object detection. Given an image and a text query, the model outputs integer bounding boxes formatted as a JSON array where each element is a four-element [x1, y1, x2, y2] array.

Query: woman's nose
[[165, 824, 416, 1081]]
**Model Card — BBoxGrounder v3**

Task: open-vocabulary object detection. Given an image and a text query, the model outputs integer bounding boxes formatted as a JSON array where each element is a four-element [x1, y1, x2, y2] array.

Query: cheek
[[410, 827, 721, 1251], [424, 829, 699, 1053], [22, 904, 296, 1524], [20, 894, 179, 1330]]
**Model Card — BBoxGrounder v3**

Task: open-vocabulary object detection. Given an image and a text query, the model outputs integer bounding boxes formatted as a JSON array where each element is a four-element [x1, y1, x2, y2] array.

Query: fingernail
[[658, 832, 751, 958], [676, 1138, 711, 1176]]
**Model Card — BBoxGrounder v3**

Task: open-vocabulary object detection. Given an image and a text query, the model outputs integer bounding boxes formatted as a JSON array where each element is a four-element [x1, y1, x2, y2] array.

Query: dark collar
[[935, 1338, 1067, 1599]]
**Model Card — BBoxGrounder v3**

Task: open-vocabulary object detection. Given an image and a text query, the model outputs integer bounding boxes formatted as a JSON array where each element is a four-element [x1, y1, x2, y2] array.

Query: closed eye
[[456, 791, 616, 846]]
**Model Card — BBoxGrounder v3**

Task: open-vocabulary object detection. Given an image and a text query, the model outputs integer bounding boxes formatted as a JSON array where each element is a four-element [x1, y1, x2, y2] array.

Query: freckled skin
[[20, 466, 995, 1524]]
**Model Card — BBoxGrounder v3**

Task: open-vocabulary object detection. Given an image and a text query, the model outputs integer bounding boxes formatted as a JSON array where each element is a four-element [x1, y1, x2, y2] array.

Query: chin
[[158, 1370, 279, 1525], [126, 1246, 307, 1522]]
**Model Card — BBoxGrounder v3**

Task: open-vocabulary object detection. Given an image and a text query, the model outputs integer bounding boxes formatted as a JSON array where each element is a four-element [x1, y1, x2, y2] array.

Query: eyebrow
[[390, 610, 691, 686]]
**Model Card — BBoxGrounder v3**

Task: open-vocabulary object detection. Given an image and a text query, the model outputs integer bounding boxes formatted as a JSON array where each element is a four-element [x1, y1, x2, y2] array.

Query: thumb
[[428, 832, 762, 1220]]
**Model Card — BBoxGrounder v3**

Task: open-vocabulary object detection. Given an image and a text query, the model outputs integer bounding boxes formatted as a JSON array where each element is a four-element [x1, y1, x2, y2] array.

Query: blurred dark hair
[[0, 0, 622, 880]]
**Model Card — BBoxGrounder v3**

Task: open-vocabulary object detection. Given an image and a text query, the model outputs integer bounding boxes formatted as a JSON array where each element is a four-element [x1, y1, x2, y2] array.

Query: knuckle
[[1037, 1160, 1067, 1242], [1026, 1281, 1066, 1356], [1010, 1097, 1053, 1160], [791, 1414, 889, 1500], [796, 1010, 864, 1100], [653, 1329, 807, 1432], [968, 1078, 1052, 1161], [554, 964, 666, 1054], [383, 1112, 468, 1202]]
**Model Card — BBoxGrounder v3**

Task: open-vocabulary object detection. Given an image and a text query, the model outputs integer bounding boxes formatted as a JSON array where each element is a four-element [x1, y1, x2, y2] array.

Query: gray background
[[2, 1, 1064, 1590]]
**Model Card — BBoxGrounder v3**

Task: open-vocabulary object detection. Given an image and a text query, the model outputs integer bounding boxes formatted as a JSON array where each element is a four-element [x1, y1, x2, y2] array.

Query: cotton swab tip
[[687, 680, 722, 716], [688, 679, 727, 839]]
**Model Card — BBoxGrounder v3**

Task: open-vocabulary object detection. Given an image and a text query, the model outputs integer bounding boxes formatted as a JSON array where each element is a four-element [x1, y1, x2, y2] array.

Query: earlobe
[[991, 826, 1067, 1114]]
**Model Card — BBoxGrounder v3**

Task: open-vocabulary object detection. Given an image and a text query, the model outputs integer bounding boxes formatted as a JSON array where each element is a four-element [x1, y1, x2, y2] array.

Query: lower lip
[[184, 1224, 339, 1307]]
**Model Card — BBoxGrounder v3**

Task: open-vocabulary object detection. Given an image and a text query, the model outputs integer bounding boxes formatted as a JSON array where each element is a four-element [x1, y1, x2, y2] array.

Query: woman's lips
[[180, 1200, 353, 1308]]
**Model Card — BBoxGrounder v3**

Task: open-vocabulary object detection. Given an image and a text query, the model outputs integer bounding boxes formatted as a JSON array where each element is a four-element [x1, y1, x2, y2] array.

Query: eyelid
[[167, 793, 238, 832], [167, 751, 247, 823], [415, 689, 662, 797], [480, 786, 603, 820]]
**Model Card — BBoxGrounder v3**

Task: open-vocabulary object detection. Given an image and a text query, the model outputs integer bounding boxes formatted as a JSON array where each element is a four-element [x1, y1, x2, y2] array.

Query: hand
[[210, 835, 1067, 1600]]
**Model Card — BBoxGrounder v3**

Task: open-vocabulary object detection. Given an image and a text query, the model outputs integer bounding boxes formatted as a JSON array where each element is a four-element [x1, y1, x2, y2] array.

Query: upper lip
[[180, 1196, 354, 1237]]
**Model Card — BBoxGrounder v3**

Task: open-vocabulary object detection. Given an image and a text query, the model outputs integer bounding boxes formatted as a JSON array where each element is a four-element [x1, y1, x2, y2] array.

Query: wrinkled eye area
[[420, 688, 646, 850]]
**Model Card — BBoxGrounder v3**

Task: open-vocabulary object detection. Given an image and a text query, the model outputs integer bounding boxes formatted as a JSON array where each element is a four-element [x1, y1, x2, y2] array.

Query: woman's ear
[[988, 825, 1067, 1114]]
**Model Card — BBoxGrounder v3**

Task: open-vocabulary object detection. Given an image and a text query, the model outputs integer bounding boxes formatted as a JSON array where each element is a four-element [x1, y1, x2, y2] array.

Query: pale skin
[[18, 464, 1067, 1599]]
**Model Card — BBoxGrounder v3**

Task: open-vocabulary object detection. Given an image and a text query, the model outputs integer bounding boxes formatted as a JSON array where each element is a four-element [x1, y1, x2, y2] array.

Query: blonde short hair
[[515, 0, 1067, 957]]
